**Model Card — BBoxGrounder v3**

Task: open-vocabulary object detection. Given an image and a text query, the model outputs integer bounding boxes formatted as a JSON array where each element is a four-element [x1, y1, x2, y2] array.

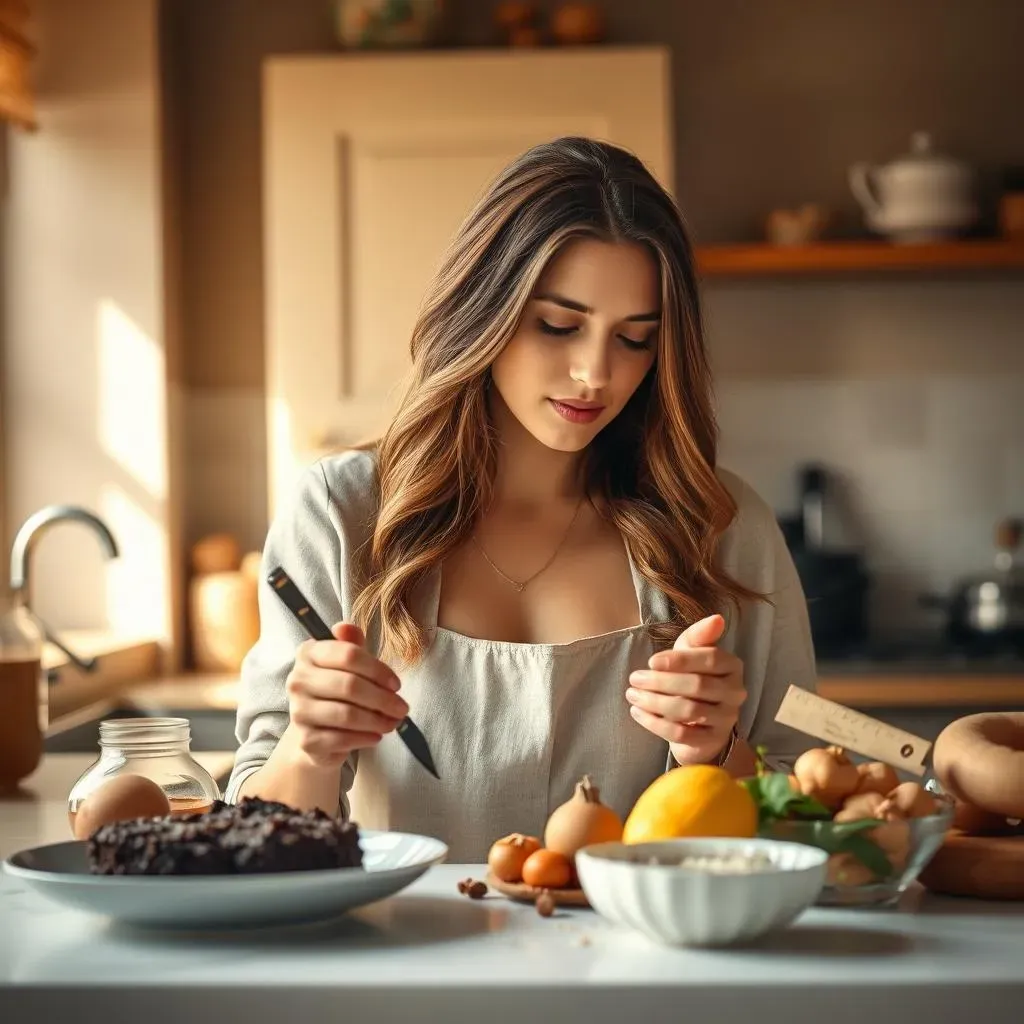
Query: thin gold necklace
[[472, 497, 585, 593]]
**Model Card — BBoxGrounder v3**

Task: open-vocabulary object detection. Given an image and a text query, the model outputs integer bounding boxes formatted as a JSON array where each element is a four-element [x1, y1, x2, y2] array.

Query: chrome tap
[[9, 505, 120, 673]]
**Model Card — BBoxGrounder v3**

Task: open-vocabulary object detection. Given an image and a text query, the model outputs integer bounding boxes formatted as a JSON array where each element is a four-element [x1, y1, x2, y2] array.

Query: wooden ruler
[[774, 684, 932, 776]]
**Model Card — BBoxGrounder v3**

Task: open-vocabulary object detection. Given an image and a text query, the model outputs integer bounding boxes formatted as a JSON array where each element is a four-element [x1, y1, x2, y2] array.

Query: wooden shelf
[[817, 675, 1024, 709], [695, 239, 1024, 278]]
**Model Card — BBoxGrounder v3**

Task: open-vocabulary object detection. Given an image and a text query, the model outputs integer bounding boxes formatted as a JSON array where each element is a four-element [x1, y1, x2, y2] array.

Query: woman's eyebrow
[[534, 292, 661, 322]]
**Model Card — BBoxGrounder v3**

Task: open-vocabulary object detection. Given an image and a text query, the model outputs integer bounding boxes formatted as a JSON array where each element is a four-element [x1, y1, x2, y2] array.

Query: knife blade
[[267, 566, 440, 780]]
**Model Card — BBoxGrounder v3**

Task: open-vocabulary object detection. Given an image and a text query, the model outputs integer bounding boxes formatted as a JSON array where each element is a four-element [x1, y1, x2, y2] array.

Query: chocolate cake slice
[[86, 797, 363, 876]]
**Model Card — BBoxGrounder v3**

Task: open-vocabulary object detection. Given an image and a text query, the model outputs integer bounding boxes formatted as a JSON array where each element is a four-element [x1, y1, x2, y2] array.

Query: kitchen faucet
[[9, 505, 120, 673]]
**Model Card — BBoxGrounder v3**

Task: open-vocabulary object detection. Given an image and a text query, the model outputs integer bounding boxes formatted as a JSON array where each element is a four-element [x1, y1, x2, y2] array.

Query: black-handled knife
[[267, 566, 440, 780]]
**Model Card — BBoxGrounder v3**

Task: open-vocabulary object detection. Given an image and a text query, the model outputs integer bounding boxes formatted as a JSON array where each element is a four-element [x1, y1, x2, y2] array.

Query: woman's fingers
[[625, 687, 733, 727], [648, 646, 740, 676], [308, 638, 401, 691], [288, 629, 411, 766], [291, 695, 402, 737], [628, 705, 713, 746], [291, 667, 409, 721], [628, 670, 746, 707]]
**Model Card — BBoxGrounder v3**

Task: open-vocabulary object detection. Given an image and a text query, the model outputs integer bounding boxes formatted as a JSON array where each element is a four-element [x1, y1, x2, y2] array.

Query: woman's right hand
[[285, 622, 409, 768]]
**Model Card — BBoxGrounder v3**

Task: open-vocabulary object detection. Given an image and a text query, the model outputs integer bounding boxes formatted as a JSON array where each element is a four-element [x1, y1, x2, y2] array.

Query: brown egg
[[73, 774, 171, 840]]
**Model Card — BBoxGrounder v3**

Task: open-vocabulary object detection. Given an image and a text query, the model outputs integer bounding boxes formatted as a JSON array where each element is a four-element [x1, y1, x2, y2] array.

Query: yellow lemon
[[622, 764, 758, 844]]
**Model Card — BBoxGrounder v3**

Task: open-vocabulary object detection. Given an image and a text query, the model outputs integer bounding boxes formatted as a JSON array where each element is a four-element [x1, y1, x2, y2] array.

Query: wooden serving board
[[918, 833, 1024, 901], [485, 872, 591, 907]]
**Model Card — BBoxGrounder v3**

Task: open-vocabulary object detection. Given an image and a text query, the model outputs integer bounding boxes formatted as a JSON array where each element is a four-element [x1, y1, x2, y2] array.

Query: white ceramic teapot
[[849, 132, 978, 243]]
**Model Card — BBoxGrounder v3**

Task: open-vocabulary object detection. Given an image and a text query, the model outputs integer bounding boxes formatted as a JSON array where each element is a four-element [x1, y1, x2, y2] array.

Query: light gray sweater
[[226, 450, 819, 860]]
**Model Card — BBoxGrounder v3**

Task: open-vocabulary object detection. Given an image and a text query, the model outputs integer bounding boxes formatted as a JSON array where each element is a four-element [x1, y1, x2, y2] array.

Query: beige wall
[[173, 0, 334, 391], [2, 0, 181, 652], [4, 2, 1017, 643], [170, 1, 335, 558], [15, 1, 1012, 641], [170, 0, 1024, 388]]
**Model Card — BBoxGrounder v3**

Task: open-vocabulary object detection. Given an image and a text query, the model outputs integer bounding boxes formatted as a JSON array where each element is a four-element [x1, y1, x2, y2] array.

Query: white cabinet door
[[263, 47, 673, 513]]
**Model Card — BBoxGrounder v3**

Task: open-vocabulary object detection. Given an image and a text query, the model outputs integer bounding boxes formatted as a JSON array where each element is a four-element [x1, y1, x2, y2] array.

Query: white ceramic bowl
[[575, 837, 828, 948]]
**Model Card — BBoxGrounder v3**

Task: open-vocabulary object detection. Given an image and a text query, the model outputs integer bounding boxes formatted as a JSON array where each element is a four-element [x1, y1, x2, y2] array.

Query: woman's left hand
[[626, 613, 746, 766]]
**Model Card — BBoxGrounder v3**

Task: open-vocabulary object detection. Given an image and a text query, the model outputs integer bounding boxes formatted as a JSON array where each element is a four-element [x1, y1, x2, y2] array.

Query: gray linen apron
[[346, 553, 674, 863]]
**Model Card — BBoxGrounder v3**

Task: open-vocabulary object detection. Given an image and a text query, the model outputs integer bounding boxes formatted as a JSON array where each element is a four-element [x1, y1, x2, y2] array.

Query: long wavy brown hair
[[351, 136, 763, 665]]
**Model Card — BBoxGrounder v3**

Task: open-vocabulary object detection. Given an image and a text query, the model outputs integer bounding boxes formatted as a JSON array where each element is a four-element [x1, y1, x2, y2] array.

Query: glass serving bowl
[[760, 778, 955, 908]]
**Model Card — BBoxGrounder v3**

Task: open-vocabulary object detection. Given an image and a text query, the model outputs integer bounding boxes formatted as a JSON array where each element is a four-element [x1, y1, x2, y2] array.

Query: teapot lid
[[896, 131, 962, 169], [908, 131, 946, 159]]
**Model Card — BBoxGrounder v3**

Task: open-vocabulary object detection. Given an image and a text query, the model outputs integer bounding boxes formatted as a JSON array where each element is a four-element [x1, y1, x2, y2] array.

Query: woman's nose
[[569, 338, 611, 389]]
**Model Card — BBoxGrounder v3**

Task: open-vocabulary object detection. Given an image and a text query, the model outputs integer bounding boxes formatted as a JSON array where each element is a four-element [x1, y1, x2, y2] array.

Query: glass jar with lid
[[67, 717, 222, 837]]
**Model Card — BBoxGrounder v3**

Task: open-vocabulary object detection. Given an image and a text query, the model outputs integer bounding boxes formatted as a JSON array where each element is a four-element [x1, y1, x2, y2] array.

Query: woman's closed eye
[[538, 318, 577, 337], [538, 318, 654, 351]]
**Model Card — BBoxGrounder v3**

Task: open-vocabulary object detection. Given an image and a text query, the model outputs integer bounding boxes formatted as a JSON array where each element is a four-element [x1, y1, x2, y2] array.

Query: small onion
[[792, 746, 860, 810], [487, 833, 541, 883], [543, 775, 623, 859]]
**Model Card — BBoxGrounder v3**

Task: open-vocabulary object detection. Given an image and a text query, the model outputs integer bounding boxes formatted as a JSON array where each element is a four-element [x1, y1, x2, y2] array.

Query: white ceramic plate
[[2, 829, 447, 930]]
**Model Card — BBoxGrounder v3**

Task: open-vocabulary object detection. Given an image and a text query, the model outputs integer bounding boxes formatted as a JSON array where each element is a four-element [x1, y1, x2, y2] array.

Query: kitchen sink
[[44, 706, 239, 755]]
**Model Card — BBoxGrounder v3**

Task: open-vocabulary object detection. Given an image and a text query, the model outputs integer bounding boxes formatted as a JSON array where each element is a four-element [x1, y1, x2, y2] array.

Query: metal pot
[[921, 519, 1024, 649]]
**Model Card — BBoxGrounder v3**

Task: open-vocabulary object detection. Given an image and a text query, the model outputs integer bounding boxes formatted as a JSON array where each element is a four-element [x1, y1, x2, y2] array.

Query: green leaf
[[739, 774, 762, 803], [843, 833, 893, 878], [791, 795, 833, 818], [793, 818, 879, 848], [742, 771, 831, 827], [761, 817, 894, 879]]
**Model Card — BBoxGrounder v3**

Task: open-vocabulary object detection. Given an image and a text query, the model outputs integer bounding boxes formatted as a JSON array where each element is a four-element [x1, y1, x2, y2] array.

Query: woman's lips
[[549, 399, 604, 424]]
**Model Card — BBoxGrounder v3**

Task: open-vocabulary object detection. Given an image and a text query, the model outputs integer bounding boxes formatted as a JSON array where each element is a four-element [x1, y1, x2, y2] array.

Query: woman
[[227, 136, 817, 861]]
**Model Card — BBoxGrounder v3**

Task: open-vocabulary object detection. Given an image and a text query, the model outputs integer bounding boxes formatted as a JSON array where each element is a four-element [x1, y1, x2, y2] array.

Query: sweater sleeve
[[223, 457, 367, 818], [717, 470, 820, 773]]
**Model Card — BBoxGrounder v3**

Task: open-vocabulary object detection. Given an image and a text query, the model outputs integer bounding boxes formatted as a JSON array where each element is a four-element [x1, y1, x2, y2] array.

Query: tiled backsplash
[[186, 375, 1023, 640], [716, 375, 1024, 638]]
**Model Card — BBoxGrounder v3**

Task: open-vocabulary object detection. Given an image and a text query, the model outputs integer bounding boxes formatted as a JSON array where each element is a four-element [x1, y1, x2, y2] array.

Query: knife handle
[[267, 566, 335, 642]]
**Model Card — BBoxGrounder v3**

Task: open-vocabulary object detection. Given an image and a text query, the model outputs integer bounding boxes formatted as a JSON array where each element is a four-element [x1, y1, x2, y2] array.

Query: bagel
[[918, 834, 1024, 901], [932, 712, 1024, 820], [952, 797, 1020, 836]]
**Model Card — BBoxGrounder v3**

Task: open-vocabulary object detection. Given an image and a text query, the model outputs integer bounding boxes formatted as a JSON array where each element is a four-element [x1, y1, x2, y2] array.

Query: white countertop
[[2, 756, 1023, 1023]]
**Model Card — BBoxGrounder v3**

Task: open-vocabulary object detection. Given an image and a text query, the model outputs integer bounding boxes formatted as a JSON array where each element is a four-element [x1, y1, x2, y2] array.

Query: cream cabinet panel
[[263, 47, 673, 513]]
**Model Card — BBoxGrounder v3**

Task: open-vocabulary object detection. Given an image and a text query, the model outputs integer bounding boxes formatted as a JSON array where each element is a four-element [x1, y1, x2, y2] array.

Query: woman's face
[[490, 238, 660, 453]]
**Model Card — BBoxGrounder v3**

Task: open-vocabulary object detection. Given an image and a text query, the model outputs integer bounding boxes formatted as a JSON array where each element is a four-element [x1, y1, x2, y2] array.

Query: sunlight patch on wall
[[97, 299, 168, 500], [96, 299, 168, 639], [99, 483, 168, 638]]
